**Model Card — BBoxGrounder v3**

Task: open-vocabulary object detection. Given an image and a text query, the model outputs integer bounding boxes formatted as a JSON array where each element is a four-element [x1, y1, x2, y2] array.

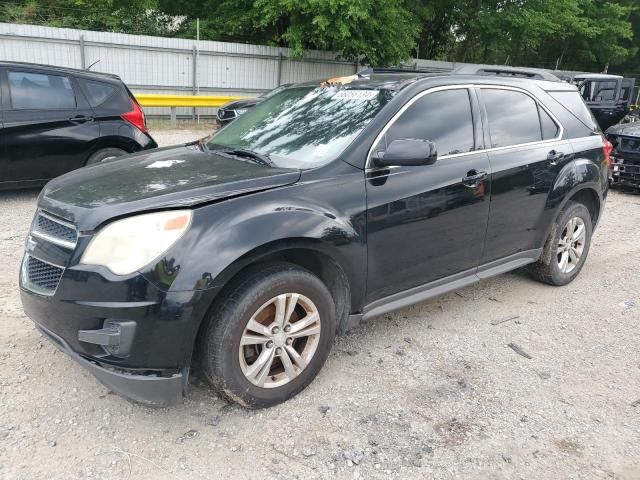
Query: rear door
[[478, 87, 573, 264], [1, 67, 99, 185]]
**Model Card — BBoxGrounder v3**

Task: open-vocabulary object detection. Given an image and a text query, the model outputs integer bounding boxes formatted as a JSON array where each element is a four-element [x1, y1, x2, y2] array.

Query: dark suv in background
[[20, 70, 609, 408], [0, 62, 157, 190]]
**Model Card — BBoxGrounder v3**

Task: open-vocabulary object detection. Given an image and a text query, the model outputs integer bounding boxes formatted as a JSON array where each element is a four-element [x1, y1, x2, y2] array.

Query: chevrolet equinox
[[20, 70, 610, 407]]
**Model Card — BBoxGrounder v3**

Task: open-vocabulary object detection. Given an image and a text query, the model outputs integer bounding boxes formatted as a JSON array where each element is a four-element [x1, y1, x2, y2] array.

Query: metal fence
[[0, 22, 599, 122], [0, 22, 365, 118], [0, 23, 467, 120]]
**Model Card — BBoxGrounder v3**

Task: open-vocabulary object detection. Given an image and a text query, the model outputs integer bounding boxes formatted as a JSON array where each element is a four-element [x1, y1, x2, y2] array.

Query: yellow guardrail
[[135, 94, 248, 108]]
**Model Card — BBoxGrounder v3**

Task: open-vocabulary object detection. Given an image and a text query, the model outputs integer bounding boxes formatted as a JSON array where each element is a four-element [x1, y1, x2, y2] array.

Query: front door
[[0, 68, 98, 186], [365, 87, 491, 302]]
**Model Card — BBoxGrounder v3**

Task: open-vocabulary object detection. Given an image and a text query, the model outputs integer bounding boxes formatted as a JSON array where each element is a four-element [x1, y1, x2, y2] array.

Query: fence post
[[170, 107, 177, 128], [277, 49, 283, 87], [192, 45, 198, 122], [79, 35, 86, 69]]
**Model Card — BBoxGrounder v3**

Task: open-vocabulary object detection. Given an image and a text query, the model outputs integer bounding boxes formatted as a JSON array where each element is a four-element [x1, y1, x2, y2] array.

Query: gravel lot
[[1, 130, 639, 480]]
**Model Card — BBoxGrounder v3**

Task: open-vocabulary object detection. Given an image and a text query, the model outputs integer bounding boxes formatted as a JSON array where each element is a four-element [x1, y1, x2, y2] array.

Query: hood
[[219, 98, 259, 110], [606, 122, 640, 138], [39, 145, 301, 231]]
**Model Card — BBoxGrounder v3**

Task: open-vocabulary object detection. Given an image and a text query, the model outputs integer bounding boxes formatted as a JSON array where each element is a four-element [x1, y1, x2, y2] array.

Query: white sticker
[[333, 90, 378, 100], [146, 159, 185, 169]]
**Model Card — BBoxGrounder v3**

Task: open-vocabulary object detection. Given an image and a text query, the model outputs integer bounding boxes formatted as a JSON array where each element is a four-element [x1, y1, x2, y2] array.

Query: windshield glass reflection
[[207, 86, 394, 168]]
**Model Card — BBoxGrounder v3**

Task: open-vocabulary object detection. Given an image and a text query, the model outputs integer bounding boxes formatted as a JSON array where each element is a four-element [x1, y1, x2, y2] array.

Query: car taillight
[[603, 138, 613, 167], [121, 99, 148, 134]]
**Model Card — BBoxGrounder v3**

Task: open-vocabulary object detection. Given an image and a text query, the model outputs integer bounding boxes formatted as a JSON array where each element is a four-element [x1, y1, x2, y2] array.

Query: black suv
[[0, 62, 157, 190], [20, 71, 609, 408]]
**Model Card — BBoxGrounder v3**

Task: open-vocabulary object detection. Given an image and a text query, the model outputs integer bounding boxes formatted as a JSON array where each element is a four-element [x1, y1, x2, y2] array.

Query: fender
[[537, 156, 604, 249], [140, 164, 368, 307]]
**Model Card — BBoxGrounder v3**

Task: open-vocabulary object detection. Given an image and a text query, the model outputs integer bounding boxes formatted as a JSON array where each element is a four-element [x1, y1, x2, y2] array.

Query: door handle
[[69, 115, 94, 124], [462, 170, 488, 187], [547, 150, 564, 166]]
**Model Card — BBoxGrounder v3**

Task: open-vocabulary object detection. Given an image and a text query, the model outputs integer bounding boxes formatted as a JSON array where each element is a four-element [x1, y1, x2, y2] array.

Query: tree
[[0, 0, 175, 36], [158, 0, 420, 66]]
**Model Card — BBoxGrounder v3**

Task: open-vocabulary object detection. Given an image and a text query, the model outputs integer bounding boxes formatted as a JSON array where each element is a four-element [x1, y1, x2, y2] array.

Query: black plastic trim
[[352, 249, 542, 324], [35, 322, 184, 406]]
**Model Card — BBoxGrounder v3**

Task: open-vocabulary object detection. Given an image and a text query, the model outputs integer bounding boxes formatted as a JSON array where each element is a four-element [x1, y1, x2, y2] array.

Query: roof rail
[[452, 65, 561, 82], [357, 66, 448, 77]]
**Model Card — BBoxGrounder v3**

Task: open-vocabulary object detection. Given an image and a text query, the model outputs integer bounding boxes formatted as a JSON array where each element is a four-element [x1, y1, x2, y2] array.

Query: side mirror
[[374, 138, 437, 167]]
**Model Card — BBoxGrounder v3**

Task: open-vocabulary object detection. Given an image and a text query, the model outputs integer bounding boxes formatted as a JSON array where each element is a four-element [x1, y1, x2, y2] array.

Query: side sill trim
[[351, 249, 542, 326]]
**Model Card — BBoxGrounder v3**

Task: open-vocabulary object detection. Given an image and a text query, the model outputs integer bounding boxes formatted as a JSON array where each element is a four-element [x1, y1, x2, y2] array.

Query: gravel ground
[[1, 130, 639, 480]]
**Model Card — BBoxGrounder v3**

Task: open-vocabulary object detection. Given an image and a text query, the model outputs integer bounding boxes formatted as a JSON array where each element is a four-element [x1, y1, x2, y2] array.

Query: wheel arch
[[187, 238, 356, 368]]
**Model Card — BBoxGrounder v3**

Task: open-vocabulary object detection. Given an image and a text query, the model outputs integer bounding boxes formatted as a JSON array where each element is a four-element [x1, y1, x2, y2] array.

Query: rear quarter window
[[79, 78, 131, 111], [8, 71, 76, 110], [547, 91, 599, 133]]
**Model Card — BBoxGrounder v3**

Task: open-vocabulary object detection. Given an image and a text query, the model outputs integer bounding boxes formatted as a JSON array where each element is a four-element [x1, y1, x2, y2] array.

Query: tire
[[85, 147, 128, 165], [527, 201, 593, 286], [199, 263, 336, 408]]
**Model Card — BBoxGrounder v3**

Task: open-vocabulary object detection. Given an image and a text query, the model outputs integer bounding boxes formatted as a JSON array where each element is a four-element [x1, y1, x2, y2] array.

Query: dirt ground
[[1, 130, 639, 480]]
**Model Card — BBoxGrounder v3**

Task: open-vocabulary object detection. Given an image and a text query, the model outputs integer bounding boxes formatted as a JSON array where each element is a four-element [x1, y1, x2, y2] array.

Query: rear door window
[[8, 71, 76, 110], [481, 89, 542, 148], [374, 88, 475, 158], [539, 107, 560, 140]]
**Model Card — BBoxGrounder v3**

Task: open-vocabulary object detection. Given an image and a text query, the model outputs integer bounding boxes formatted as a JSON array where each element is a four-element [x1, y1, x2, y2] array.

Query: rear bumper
[[35, 321, 185, 406]]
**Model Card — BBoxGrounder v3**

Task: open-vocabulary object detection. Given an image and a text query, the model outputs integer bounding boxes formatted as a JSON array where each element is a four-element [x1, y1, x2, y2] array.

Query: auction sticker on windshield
[[333, 90, 379, 100]]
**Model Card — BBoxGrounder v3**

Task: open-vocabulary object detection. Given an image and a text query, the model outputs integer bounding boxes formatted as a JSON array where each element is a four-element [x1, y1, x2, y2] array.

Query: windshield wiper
[[221, 148, 275, 167]]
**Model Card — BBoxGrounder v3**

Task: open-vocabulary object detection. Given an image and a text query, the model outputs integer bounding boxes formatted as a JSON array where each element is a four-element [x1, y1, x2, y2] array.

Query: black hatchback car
[[0, 62, 157, 190], [20, 71, 609, 408]]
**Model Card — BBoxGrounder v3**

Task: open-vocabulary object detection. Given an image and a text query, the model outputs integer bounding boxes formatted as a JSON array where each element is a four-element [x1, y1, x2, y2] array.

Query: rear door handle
[[547, 150, 564, 165], [462, 170, 488, 187], [69, 115, 93, 124]]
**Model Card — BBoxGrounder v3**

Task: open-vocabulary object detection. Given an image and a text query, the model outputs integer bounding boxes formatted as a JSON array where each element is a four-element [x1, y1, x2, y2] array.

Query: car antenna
[[86, 59, 101, 71]]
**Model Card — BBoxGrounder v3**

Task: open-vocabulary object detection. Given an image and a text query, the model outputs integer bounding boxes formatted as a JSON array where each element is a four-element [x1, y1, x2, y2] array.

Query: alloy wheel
[[557, 216, 586, 274], [239, 293, 321, 388]]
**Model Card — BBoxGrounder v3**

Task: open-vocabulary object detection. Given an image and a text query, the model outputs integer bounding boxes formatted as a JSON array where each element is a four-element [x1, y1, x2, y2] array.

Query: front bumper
[[20, 261, 218, 406], [35, 322, 185, 406]]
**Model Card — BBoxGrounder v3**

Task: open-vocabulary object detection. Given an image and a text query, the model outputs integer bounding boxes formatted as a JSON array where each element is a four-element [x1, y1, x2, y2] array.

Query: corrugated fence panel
[[0, 22, 358, 100], [280, 59, 356, 84], [0, 36, 81, 68], [84, 44, 194, 88], [197, 53, 279, 91]]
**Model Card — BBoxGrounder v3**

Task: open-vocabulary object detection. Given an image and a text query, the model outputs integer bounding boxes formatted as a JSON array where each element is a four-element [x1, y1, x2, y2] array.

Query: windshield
[[207, 85, 394, 168]]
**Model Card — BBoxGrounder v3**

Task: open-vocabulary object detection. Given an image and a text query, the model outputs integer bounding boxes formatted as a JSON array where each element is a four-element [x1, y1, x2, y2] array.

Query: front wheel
[[527, 201, 593, 286], [200, 263, 336, 408]]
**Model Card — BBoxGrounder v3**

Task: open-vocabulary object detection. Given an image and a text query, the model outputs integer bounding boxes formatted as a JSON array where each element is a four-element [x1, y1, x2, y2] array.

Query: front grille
[[23, 255, 64, 295], [32, 211, 77, 248]]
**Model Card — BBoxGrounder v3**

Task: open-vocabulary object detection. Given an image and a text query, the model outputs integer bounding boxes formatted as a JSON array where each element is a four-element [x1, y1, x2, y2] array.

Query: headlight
[[81, 210, 192, 275]]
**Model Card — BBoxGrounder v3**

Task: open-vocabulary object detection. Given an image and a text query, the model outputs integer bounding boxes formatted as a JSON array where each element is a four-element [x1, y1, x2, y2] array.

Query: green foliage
[[0, 0, 174, 36], [1, 0, 638, 73]]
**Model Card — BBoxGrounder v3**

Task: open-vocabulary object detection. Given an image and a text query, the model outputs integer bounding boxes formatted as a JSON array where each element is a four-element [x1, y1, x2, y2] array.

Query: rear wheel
[[200, 263, 336, 408], [86, 147, 127, 165], [527, 201, 593, 286]]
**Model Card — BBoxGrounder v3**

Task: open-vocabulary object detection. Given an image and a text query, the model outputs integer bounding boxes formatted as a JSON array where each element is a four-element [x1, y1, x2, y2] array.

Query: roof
[[0, 61, 121, 80]]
